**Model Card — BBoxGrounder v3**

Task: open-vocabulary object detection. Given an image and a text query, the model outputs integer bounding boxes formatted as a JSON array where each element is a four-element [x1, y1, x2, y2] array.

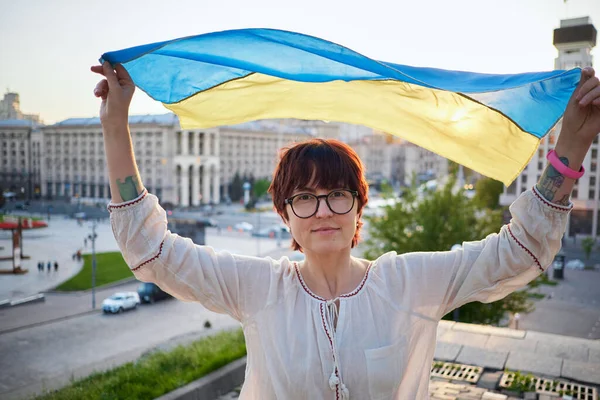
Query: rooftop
[[51, 113, 178, 127], [49, 114, 316, 135], [0, 119, 41, 128]]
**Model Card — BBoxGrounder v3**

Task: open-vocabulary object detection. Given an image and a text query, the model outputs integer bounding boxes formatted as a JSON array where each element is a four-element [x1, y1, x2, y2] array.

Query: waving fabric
[[101, 28, 580, 185]]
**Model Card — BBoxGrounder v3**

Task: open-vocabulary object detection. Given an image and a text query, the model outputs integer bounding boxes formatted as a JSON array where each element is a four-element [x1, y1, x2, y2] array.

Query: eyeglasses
[[285, 189, 358, 219]]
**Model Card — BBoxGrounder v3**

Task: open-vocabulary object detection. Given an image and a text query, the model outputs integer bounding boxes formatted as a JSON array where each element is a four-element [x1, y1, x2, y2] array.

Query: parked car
[[137, 282, 171, 303], [207, 218, 218, 228], [565, 259, 585, 270], [102, 292, 140, 314], [252, 224, 291, 238], [234, 221, 254, 232]]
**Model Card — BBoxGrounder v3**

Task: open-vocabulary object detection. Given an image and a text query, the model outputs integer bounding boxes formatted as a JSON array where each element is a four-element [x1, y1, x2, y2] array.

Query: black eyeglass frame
[[284, 189, 359, 219]]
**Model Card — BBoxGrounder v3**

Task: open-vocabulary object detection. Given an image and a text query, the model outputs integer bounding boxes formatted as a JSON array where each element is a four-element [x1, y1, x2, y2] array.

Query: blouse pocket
[[364, 337, 407, 400]]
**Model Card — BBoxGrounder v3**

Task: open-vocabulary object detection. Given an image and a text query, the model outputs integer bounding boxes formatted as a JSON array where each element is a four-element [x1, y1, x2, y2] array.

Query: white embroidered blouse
[[109, 186, 570, 400]]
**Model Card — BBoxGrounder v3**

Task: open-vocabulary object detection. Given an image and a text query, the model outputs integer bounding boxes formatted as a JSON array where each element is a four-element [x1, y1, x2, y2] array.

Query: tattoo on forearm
[[535, 156, 571, 206], [117, 175, 142, 201]]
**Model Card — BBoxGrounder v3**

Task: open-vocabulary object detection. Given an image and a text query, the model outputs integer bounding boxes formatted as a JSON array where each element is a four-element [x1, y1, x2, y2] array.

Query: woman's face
[[285, 187, 359, 255]]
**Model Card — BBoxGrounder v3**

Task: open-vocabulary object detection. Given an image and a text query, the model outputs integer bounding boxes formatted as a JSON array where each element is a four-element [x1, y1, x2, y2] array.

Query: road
[[0, 283, 240, 400], [518, 268, 600, 340]]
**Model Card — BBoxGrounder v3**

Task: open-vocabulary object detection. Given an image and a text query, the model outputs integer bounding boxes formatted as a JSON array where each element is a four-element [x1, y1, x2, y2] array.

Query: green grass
[[0, 214, 43, 222], [34, 329, 247, 400], [529, 274, 559, 288], [55, 252, 132, 291], [527, 293, 545, 300]]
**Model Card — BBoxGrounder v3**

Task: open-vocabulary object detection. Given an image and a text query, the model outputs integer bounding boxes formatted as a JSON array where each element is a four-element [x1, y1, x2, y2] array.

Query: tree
[[581, 237, 596, 265], [379, 181, 395, 199], [229, 173, 243, 202], [472, 177, 505, 210], [0, 185, 5, 209], [253, 178, 271, 200], [363, 178, 533, 325]]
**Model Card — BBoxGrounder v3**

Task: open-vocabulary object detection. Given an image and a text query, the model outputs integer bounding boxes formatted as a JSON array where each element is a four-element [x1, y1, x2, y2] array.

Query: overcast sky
[[1, 0, 599, 124]]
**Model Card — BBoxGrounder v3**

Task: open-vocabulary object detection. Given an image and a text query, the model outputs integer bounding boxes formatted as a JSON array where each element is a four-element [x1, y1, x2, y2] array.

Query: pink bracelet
[[546, 149, 585, 179]]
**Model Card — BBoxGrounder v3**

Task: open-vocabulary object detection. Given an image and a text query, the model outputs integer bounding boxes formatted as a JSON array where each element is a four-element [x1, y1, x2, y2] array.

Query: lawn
[[55, 252, 132, 291], [0, 214, 44, 222], [35, 329, 247, 400]]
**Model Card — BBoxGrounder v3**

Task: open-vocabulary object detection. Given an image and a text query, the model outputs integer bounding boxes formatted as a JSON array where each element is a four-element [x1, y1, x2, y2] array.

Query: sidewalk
[[0, 243, 293, 335], [0, 217, 285, 303], [0, 217, 116, 302]]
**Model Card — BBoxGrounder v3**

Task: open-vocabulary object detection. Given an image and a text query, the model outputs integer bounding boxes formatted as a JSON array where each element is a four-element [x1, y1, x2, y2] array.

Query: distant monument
[[0, 91, 42, 123]]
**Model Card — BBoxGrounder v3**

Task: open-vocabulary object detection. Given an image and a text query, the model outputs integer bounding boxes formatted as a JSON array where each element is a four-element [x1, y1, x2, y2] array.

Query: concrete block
[[440, 330, 489, 348], [561, 359, 600, 385], [537, 395, 561, 400], [589, 347, 600, 363], [535, 340, 589, 362], [481, 393, 508, 400], [452, 322, 525, 339], [476, 371, 504, 390], [505, 351, 562, 377], [526, 330, 600, 351], [485, 335, 536, 353], [435, 341, 462, 362], [156, 357, 246, 400], [456, 346, 508, 370]]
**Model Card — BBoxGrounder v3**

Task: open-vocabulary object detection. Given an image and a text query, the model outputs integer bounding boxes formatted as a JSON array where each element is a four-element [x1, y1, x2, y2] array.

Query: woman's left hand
[[562, 67, 600, 146]]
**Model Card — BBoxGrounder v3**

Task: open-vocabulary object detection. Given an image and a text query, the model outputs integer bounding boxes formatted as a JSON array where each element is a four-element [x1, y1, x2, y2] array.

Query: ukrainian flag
[[100, 28, 580, 186]]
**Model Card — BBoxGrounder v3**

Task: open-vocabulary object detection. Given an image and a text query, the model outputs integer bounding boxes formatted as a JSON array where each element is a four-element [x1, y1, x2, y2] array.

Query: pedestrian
[[37, 261, 42, 272], [94, 63, 600, 398], [84, 238, 87, 247], [46, 261, 51, 273], [54, 261, 59, 272]]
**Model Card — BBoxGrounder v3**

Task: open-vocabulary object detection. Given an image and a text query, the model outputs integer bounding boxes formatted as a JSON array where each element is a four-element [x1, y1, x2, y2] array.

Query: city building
[[500, 16, 599, 239], [0, 119, 43, 199], [348, 132, 449, 187], [216, 120, 315, 202], [39, 115, 315, 206]]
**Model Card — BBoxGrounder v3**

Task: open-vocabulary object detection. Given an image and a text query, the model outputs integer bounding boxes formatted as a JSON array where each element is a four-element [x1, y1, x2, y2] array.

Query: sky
[[1, 0, 599, 124]]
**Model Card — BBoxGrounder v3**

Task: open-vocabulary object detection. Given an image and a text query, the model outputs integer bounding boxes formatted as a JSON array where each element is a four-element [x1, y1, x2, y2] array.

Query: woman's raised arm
[[91, 62, 144, 203]]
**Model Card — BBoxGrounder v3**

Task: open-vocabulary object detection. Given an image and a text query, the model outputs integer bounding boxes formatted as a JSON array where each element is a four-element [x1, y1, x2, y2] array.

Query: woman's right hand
[[91, 62, 135, 130]]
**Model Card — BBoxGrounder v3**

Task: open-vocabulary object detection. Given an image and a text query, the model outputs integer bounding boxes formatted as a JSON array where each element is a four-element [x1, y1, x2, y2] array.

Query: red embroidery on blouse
[[132, 239, 164, 272], [532, 186, 571, 212], [507, 225, 543, 272], [108, 190, 148, 212], [295, 264, 326, 301], [294, 262, 371, 301], [339, 263, 371, 298]]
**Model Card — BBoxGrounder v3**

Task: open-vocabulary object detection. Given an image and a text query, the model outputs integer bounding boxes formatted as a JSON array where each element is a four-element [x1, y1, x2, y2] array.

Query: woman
[[92, 61, 600, 399]]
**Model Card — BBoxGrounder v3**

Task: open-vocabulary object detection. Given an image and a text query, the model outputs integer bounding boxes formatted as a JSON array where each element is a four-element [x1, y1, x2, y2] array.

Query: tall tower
[[553, 17, 596, 70], [553, 17, 599, 240]]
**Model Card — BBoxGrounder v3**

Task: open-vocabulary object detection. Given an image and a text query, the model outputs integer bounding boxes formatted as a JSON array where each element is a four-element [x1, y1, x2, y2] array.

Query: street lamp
[[88, 222, 98, 309]]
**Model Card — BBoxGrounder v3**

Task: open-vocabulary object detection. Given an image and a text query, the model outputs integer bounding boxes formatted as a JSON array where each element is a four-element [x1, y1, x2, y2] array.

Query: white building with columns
[[0, 119, 43, 199], [348, 132, 449, 187], [500, 17, 599, 239], [39, 114, 316, 207]]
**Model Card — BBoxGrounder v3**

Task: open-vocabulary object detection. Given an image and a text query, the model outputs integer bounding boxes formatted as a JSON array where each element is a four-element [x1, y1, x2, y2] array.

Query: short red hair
[[269, 138, 369, 251]]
